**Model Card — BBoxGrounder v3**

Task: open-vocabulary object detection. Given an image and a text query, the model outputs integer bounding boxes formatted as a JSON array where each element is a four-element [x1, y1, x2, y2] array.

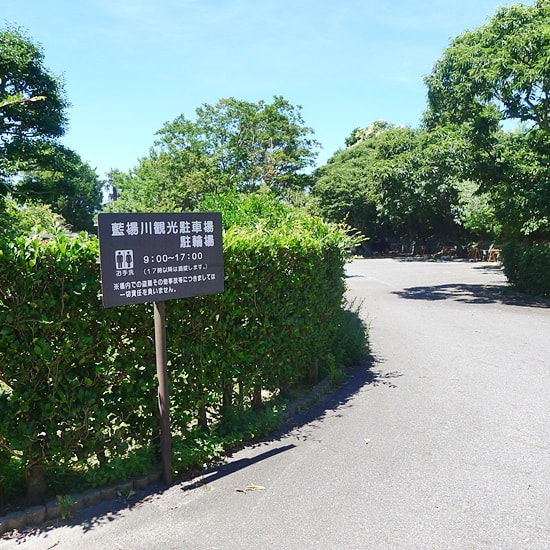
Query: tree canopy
[[424, 0, 550, 241], [108, 96, 320, 212], [16, 146, 103, 232], [311, 121, 481, 247], [424, 0, 550, 134], [0, 27, 68, 190], [0, 196, 69, 239], [0, 27, 104, 233]]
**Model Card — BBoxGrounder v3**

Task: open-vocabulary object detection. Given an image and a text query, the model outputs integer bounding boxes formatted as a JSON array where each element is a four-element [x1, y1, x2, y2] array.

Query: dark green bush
[[502, 243, 550, 298], [333, 300, 370, 368]]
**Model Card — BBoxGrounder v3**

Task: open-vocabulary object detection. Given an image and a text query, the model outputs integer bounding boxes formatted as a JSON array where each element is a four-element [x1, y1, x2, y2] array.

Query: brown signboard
[[98, 212, 224, 308]]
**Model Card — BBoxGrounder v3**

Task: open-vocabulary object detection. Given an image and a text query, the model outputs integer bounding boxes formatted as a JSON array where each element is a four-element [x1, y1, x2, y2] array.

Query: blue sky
[[2, 0, 526, 179]]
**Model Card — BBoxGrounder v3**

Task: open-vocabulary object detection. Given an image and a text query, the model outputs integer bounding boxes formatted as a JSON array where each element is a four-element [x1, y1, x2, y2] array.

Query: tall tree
[[311, 122, 470, 245], [424, 0, 550, 134], [109, 96, 320, 212], [0, 27, 68, 190], [17, 146, 103, 232], [482, 127, 550, 239], [311, 122, 387, 239], [156, 96, 319, 195], [424, 0, 550, 240]]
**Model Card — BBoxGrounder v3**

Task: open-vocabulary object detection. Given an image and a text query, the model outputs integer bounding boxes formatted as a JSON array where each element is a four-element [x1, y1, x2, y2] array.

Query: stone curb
[[0, 376, 334, 538], [283, 377, 332, 419], [0, 470, 161, 537]]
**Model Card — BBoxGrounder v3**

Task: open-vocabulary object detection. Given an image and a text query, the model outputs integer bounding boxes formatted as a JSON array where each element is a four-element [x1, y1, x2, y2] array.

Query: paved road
[[3, 259, 549, 549]]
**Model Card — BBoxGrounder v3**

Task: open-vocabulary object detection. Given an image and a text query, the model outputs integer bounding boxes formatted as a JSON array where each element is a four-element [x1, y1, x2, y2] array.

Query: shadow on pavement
[[280, 356, 401, 434], [1, 483, 166, 545], [182, 444, 297, 492], [2, 358, 393, 544], [393, 283, 549, 308], [182, 356, 399, 490]]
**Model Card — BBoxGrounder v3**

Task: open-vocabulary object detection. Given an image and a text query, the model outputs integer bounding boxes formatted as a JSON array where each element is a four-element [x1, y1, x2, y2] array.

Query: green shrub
[[502, 243, 550, 298], [0, 450, 25, 513], [334, 300, 370, 368], [0, 233, 158, 505], [0, 192, 365, 507]]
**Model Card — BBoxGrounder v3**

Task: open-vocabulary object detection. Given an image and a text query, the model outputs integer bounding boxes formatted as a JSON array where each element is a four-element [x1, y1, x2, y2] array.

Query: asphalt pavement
[[2, 258, 549, 549]]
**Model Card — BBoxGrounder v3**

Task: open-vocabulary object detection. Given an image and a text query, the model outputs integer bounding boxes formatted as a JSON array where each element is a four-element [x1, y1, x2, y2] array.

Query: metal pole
[[154, 300, 173, 485]]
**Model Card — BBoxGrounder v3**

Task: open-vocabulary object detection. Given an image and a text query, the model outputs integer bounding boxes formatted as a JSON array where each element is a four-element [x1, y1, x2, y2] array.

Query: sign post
[[97, 212, 224, 485], [154, 300, 172, 484]]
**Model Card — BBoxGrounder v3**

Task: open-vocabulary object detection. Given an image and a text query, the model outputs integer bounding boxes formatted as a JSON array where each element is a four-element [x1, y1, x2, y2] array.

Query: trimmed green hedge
[[0, 212, 366, 508], [502, 243, 550, 298]]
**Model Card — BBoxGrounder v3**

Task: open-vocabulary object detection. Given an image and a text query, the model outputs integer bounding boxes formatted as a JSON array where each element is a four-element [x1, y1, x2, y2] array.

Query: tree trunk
[[26, 462, 47, 505], [198, 405, 208, 430], [222, 380, 233, 411], [308, 359, 319, 385], [251, 384, 263, 411]]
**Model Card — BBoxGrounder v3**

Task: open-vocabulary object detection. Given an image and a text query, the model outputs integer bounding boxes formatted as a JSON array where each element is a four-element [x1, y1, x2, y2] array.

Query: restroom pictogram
[[115, 249, 134, 270]]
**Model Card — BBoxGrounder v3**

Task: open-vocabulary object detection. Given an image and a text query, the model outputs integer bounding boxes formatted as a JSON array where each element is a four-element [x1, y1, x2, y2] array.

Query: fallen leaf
[[245, 484, 265, 491], [236, 484, 266, 493]]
